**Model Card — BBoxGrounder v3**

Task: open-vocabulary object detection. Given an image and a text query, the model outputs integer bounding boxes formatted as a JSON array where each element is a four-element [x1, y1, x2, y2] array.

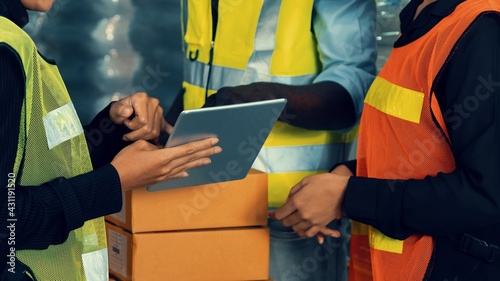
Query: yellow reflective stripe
[[365, 77, 424, 124], [351, 221, 370, 235], [183, 82, 216, 110], [265, 122, 359, 147], [271, 0, 319, 76], [369, 226, 403, 254], [185, 0, 212, 64], [213, 0, 263, 69], [268, 170, 325, 207]]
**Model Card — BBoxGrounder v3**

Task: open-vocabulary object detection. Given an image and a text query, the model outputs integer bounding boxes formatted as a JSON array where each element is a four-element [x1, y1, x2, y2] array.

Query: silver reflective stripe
[[183, 0, 318, 91], [185, 58, 317, 90], [82, 248, 108, 281], [43, 101, 84, 150], [252, 143, 355, 173]]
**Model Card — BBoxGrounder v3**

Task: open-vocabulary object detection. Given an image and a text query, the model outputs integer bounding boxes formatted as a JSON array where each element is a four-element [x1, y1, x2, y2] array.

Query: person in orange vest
[[272, 0, 500, 280], [0, 0, 221, 280]]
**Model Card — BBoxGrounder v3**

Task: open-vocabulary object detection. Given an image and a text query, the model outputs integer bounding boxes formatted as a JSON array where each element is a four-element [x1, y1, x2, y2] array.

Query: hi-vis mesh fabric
[[182, 0, 358, 207], [0, 17, 107, 281], [349, 1, 500, 280]]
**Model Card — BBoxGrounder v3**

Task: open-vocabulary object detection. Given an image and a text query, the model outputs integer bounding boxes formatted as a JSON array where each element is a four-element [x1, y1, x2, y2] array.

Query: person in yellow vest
[[272, 0, 500, 280], [0, 0, 221, 280], [164, 0, 377, 280]]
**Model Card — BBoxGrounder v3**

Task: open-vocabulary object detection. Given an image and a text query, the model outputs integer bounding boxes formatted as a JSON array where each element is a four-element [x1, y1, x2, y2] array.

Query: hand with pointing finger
[[109, 92, 167, 142]]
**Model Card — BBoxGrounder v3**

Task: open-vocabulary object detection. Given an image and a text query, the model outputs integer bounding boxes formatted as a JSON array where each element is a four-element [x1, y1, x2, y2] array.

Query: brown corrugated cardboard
[[106, 169, 268, 233], [106, 222, 270, 281]]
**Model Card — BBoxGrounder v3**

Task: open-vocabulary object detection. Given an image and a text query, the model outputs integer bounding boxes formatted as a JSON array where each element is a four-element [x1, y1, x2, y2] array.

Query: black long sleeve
[[202, 81, 356, 131], [344, 15, 500, 242], [84, 103, 132, 169], [0, 43, 123, 255]]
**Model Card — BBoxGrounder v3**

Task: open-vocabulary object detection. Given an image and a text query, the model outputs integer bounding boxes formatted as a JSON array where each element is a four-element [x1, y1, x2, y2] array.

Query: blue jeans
[[268, 217, 349, 281]]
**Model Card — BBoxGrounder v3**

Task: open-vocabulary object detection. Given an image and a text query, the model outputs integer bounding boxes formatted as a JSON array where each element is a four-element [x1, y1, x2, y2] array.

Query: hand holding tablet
[[147, 98, 287, 191]]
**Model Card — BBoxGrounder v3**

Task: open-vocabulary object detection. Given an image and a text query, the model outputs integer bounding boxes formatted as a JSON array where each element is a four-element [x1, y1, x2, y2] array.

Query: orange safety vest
[[349, 0, 500, 280]]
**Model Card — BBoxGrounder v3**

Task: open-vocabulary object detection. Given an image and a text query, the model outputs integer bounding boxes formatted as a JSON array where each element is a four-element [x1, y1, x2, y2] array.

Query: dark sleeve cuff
[[343, 177, 377, 223], [68, 164, 123, 222], [330, 159, 357, 174], [343, 176, 415, 240], [84, 103, 132, 168]]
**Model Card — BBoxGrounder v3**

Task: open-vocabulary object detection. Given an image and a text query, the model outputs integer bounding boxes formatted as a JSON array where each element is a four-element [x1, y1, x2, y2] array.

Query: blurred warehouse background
[[25, 0, 407, 124]]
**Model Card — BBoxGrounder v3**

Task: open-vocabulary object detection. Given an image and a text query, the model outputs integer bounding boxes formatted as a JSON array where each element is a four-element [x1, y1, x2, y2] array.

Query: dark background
[[25, 0, 406, 124]]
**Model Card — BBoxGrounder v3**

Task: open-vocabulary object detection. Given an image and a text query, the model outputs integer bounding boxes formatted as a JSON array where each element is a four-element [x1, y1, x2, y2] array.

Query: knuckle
[[143, 123, 152, 132], [151, 97, 160, 106], [138, 116, 148, 124], [185, 144, 196, 154], [189, 155, 197, 163], [135, 139, 147, 146], [161, 166, 173, 175], [137, 92, 148, 99], [160, 152, 173, 163], [290, 197, 301, 209], [305, 231, 315, 238], [296, 209, 309, 221]]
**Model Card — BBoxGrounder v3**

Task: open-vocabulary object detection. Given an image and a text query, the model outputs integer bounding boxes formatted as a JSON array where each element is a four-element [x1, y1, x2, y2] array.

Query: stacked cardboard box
[[105, 169, 270, 281]]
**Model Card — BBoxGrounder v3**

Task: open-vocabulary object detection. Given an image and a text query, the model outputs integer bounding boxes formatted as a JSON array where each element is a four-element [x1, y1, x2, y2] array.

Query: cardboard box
[[106, 222, 270, 281], [106, 169, 268, 233]]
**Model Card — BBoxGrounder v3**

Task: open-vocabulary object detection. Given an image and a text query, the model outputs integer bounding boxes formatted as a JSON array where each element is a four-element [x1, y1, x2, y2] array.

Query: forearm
[[84, 103, 131, 169], [313, 0, 377, 121], [215, 81, 357, 130], [0, 165, 122, 251], [275, 81, 356, 130], [344, 14, 500, 241], [344, 167, 500, 239]]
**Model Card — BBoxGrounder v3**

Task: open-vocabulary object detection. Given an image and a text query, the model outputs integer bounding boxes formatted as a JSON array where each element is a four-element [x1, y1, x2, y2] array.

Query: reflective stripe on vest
[[0, 17, 108, 281], [350, 1, 500, 280], [348, 222, 372, 281], [183, 0, 320, 74], [182, 0, 355, 207]]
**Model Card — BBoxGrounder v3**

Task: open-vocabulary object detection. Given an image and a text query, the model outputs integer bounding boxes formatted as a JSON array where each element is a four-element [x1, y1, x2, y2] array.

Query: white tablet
[[147, 98, 287, 191]]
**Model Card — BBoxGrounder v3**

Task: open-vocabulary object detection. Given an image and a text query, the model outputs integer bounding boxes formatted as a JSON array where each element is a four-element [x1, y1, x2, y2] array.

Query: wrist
[[327, 174, 350, 201]]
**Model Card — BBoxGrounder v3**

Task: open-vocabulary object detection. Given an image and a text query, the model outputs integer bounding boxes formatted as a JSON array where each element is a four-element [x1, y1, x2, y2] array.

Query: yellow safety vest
[[182, 0, 358, 207], [1, 17, 108, 281]]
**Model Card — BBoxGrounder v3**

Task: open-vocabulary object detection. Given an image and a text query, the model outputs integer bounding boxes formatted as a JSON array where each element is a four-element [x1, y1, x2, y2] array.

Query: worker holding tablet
[[165, 0, 377, 280]]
